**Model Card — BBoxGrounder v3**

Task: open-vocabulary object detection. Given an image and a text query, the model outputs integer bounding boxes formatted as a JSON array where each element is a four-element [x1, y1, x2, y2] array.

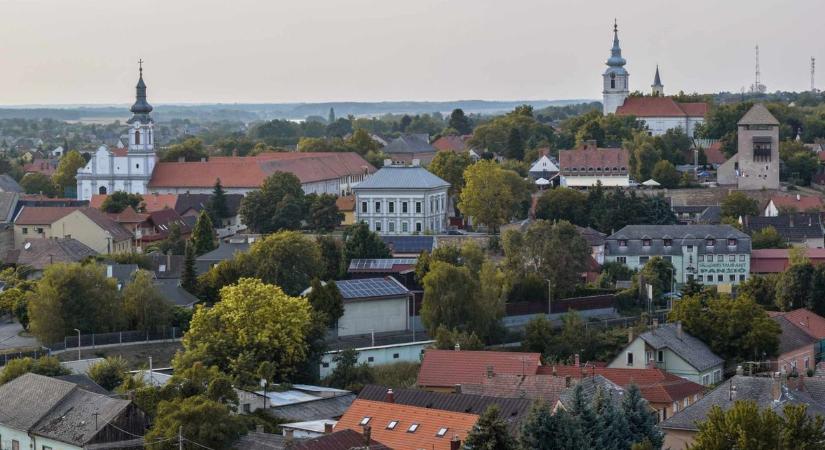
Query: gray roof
[[638, 323, 724, 372], [0, 174, 23, 193], [234, 431, 290, 450], [382, 134, 435, 154], [606, 225, 751, 257], [0, 192, 19, 223], [738, 104, 780, 126], [557, 375, 625, 411], [155, 278, 199, 307], [661, 375, 825, 431], [7, 238, 98, 270], [381, 235, 435, 254], [32, 386, 131, 446], [0, 373, 76, 431], [106, 263, 138, 287], [772, 316, 818, 355], [269, 393, 356, 422], [743, 214, 825, 243], [53, 374, 111, 396], [355, 166, 449, 190], [335, 277, 409, 300], [196, 241, 250, 274]]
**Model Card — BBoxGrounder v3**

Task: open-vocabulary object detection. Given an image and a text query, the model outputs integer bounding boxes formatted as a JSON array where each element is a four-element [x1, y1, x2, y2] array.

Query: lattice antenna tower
[[812, 57, 817, 92]]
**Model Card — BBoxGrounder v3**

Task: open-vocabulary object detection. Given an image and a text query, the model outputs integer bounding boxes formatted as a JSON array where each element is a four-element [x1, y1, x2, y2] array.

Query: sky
[[0, 0, 822, 105]]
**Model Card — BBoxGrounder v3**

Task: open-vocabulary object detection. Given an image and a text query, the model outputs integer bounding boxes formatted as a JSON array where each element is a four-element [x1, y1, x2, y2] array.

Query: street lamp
[[546, 279, 553, 316], [74, 328, 81, 361]]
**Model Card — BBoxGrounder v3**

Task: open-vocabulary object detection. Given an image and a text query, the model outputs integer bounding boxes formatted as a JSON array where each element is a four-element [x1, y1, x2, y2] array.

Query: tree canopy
[[239, 171, 306, 233]]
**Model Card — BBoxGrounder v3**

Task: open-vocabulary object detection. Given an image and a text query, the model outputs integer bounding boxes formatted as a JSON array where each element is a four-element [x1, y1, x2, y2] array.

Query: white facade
[[320, 340, 434, 378], [561, 174, 630, 188], [603, 22, 630, 115], [638, 116, 705, 138], [77, 142, 156, 201], [355, 190, 449, 235], [338, 296, 409, 337]]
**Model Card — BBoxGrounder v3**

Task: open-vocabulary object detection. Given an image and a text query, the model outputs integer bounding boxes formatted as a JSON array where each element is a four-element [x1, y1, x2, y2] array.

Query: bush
[[87, 356, 129, 391], [371, 362, 420, 389]]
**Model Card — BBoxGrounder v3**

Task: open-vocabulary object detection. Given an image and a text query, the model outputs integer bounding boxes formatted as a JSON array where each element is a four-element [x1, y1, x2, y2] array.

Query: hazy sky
[[0, 0, 822, 105]]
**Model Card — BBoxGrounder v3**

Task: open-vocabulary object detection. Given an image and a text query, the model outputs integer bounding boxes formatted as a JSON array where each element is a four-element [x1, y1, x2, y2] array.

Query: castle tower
[[603, 20, 629, 115], [127, 60, 154, 154], [651, 65, 664, 96]]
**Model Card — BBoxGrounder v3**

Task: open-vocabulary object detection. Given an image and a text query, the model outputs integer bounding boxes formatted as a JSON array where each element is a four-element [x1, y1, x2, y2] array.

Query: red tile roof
[[432, 136, 468, 153], [460, 374, 567, 404], [703, 142, 728, 165], [335, 195, 355, 212], [335, 399, 477, 450], [108, 207, 148, 224], [768, 195, 825, 213], [558, 147, 629, 171], [774, 308, 825, 340], [417, 349, 541, 388], [14, 206, 78, 225], [91, 193, 178, 212], [149, 152, 374, 189], [539, 365, 705, 405], [750, 249, 825, 273], [22, 159, 58, 176], [616, 97, 708, 118]]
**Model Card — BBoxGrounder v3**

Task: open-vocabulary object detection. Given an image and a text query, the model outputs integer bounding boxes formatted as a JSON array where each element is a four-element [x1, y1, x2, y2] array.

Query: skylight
[[387, 420, 398, 430], [407, 423, 419, 433], [436, 427, 448, 437], [359, 417, 371, 426]]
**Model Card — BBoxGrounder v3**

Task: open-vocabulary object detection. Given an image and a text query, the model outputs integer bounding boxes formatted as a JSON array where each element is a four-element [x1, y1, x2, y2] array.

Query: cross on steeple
[[614, 18, 617, 32], [138, 59, 143, 76]]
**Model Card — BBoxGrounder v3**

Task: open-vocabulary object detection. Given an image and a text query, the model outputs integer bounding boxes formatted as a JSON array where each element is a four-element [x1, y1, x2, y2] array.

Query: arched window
[[610, 73, 616, 89], [135, 130, 141, 145], [99, 186, 108, 195]]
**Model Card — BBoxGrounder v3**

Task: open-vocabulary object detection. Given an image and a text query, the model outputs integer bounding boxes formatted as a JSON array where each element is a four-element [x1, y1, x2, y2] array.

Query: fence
[[0, 348, 50, 366], [50, 327, 181, 352]]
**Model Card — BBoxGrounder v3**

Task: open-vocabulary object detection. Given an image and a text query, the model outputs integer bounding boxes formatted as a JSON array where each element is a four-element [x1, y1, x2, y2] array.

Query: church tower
[[603, 20, 629, 115], [127, 60, 154, 154], [651, 65, 664, 96]]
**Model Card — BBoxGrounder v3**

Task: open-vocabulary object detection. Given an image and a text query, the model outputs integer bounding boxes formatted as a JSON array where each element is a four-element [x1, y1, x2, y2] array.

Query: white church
[[602, 21, 708, 137], [76, 63, 157, 201]]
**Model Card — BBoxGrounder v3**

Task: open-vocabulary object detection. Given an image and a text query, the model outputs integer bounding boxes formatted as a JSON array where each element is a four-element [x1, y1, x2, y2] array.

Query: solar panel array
[[380, 236, 435, 253], [348, 258, 418, 270], [336, 277, 409, 299]]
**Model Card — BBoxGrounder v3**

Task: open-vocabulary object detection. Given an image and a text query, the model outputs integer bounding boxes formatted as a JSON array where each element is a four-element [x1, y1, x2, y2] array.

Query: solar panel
[[348, 258, 417, 271], [381, 236, 434, 253], [336, 277, 409, 299]]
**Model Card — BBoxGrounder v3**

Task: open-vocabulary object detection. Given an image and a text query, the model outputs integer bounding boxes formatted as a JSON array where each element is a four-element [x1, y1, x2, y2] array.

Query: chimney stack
[[454, 384, 462, 394], [324, 422, 333, 434], [676, 321, 683, 340], [574, 354, 580, 368], [486, 365, 495, 379], [628, 329, 635, 344], [385, 388, 395, 403], [450, 436, 462, 450], [285, 429, 294, 440], [454, 343, 461, 352]]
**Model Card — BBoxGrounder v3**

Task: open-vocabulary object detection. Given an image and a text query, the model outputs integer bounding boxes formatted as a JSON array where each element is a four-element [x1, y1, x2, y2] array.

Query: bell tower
[[651, 65, 664, 96], [603, 20, 630, 115], [127, 59, 154, 154]]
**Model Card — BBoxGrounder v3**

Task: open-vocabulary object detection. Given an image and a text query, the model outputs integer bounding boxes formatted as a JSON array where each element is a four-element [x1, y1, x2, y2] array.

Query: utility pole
[[74, 328, 81, 361], [179, 425, 183, 450]]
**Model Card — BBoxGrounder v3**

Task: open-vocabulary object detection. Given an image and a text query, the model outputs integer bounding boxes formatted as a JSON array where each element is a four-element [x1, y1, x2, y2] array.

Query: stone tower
[[731, 104, 780, 190], [603, 20, 630, 115], [651, 65, 664, 96]]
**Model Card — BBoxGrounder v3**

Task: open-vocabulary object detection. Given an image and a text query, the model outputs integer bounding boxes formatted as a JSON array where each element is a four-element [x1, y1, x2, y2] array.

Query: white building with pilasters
[[77, 64, 157, 201]]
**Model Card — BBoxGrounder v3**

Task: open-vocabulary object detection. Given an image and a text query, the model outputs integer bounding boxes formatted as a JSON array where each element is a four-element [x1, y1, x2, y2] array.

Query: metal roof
[[354, 166, 449, 190], [335, 277, 409, 300], [381, 235, 435, 254], [348, 258, 417, 271]]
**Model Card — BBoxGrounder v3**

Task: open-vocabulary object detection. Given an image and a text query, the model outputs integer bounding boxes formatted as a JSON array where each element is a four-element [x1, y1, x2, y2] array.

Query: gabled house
[[741, 213, 825, 248], [174, 192, 244, 234], [0, 373, 148, 450], [558, 141, 630, 187], [417, 349, 541, 392], [52, 207, 134, 253], [136, 209, 191, 250], [432, 135, 470, 154], [528, 155, 560, 182], [764, 194, 825, 216], [770, 314, 818, 375], [0, 174, 23, 193], [381, 134, 437, 165], [5, 238, 98, 278], [13, 206, 79, 246], [316, 277, 410, 337], [608, 322, 724, 386]]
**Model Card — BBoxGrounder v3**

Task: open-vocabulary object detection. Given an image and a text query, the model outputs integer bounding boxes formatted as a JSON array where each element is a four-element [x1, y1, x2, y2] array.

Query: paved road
[[0, 320, 39, 350]]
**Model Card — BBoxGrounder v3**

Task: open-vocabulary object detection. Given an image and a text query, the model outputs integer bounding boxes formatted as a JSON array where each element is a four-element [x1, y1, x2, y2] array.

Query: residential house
[[12, 206, 79, 247], [353, 163, 450, 235], [701, 141, 728, 168], [51, 207, 134, 253], [751, 248, 825, 274], [555, 375, 625, 412], [459, 372, 569, 407], [741, 213, 825, 248], [672, 205, 722, 225], [577, 225, 606, 265], [660, 374, 825, 449], [319, 277, 411, 337], [770, 314, 818, 375], [22, 158, 58, 177], [381, 134, 437, 165], [90, 192, 178, 212], [333, 399, 477, 450], [558, 141, 630, 187], [0, 373, 148, 450], [236, 384, 354, 418], [528, 155, 560, 185], [335, 195, 355, 226], [195, 236, 254, 274], [347, 258, 420, 295], [605, 224, 752, 286], [174, 192, 244, 232], [417, 349, 542, 392], [770, 308, 825, 366], [608, 323, 724, 386], [291, 429, 389, 450], [764, 194, 825, 216], [5, 238, 98, 278], [135, 209, 191, 250], [615, 96, 708, 138], [432, 135, 470, 154]]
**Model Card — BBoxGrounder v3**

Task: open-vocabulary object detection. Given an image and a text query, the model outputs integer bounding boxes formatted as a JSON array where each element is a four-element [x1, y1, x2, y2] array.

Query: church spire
[[652, 65, 664, 96], [607, 19, 626, 67], [129, 59, 153, 123]]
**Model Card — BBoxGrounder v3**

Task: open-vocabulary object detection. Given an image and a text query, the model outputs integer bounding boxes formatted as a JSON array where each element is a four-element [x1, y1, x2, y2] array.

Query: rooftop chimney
[[486, 365, 495, 379], [450, 436, 462, 450], [797, 194, 801, 201], [411, 159, 421, 167], [454, 384, 462, 394], [574, 354, 580, 368], [385, 388, 395, 403], [628, 329, 635, 344], [676, 321, 684, 340], [324, 422, 333, 434], [454, 343, 461, 352]]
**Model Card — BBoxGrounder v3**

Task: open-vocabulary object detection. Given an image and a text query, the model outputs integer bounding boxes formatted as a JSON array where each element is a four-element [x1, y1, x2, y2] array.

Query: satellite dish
[[23, 242, 31, 250]]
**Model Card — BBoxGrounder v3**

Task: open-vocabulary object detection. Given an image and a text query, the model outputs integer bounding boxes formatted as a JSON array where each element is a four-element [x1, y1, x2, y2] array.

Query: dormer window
[[706, 238, 715, 247], [663, 238, 673, 247], [642, 239, 651, 247], [727, 238, 737, 247], [408, 424, 419, 433], [619, 239, 627, 247]]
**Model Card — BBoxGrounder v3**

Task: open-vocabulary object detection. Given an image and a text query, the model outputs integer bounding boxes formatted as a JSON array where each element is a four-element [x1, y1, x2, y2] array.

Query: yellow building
[[52, 208, 134, 254]]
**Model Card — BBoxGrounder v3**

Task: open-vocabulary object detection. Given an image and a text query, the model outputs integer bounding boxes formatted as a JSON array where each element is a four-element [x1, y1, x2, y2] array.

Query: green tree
[[324, 348, 374, 392], [651, 160, 681, 188], [448, 108, 472, 135], [207, 179, 230, 227], [428, 151, 471, 207], [634, 256, 676, 301], [87, 356, 128, 391], [520, 402, 587, 450], [347, 128, 380, 155], [523, 316, 554, 354], [158, 222, 186, 255], [721, 191, 759, 219], [174, 278, 313, 384], [737, 274, 778, 309], [433, 325, 484, 350], [306, 278, 344, 329], [101, 191, 144, 213], [161, 138, 208, 162], [28, 263, 121, 344], [0, 356, 70, 384], [534, 188, 588, 224], [460, 160, 515, 232], [421, 262, 481, 335], [751, 226, 788, 249], [669, 293, 780, 363], [626, 133, 661, 181], [622, 384, 663, 448], [343, 222, 391, 266], [144, 396, 243, 450], [505, 127, 525, 160], [190, 211, 216, 256], [123, 270, 173, 332], [464, 405, 518, 450], [51, 150, 86, 193], [317, 235, 344, 280], [239, 171, 306, 233], [20, 172, 57, 197], [306, 193, 343, 231], [181, 242, 198, 294]]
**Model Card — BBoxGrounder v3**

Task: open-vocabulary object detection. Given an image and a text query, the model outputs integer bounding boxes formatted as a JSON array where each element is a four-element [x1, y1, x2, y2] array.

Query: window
[[610, 73, 616, 89], [415, 202, 422, 213], [639, 256, 649, 264], [713, 369, 722, 382], [694, 394, 699, 402], [21, 227, 28, 235], [99, 186, 107, 195], [322, 362, 329, 368], [683, 398, 689, 408], [402, 202, 408, 213], [642, 239, 651, 247], [698, 275, 704, 282], [717, 275, 723, 282], [12, 441, 19, 450], [389, 202, 395, 213], [729, 275, 735, 282], [388, 222, 395, 233], [436, 427, 449, 437], [402, 222, 408, 233], [242, 403, 251, 413], [367, 356, 374, 362], [706, 238, 715, 246], [360, 417, 372, 426], [646, 351, 653, 362], [393, 353, 399, 359], [616, 256, 627, 264], [717, 255, 724, 262], [416, 222, 422, 232], [663, 238, 672, 247], [36, 227, 44, 234], [375, 201, 381, 213], [408, 424, 419, 433], [698, 255, 704, 262], [739, 275, 746, 281], [135, 129, 141, 145], [136, 163, 140, 169], [626, 352, 634, 366], [618, 239, 627, 247], [375, 222, 381, 232], [387, 421, 398, 430], [361, 202, 367, 213], [727, 238, 737, 246], [672, 402, 679, 413], [740, 254, 746, 262], [43, 447, 52, 450], [728, 255, 735, 262], [805, 357, 811, 369], [702, 374, 710, 385], [657, 350, 664, 362]]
